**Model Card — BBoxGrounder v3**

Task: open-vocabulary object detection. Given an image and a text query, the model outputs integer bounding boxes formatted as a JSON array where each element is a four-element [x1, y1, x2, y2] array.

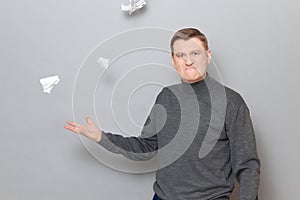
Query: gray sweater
[[98, 75, 260, 200]]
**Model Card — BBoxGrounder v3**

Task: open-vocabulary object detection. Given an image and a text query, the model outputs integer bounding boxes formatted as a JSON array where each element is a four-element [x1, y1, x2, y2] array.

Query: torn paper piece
[[97, 57, 110, 70], [39, 75, 60, 94], [121, 0, 147, 15]]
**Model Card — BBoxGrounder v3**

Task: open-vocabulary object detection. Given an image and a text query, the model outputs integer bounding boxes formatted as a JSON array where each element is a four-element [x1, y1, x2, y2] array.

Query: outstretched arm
[[64, 115, 158, 161], [64, 117, 102, 142], [64, 89, 166, 160]]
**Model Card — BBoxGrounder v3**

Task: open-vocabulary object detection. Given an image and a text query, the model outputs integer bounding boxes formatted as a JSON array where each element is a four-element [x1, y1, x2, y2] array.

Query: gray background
[[1, 0, 299, 199]]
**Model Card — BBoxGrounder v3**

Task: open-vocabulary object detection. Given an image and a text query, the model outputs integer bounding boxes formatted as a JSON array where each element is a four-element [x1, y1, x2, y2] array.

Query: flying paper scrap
[[121, 0, 147, 15], [97, 57, 110, 69], [39, 75, 60, 94]]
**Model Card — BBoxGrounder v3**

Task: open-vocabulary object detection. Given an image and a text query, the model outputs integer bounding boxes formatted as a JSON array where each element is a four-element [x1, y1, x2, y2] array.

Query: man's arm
[[97, 109, 159, 160], [64, 90, 165, 160], [226, 101, 261, 200]]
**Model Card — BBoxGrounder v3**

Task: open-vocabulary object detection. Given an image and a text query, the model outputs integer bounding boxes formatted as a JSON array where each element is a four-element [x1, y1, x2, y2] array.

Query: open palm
[[64, 117, 102, 142]]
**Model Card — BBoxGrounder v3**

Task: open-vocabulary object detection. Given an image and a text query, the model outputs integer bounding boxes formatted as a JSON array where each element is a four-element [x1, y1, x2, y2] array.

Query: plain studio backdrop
[[1, 0, 299, 199]]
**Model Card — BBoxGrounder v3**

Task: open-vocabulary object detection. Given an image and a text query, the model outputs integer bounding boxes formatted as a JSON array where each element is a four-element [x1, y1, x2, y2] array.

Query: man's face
[[172, 38, 211, 83]]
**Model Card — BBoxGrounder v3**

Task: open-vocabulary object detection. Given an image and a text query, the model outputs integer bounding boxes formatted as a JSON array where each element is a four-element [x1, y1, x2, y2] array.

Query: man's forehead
[[173, 38, 205, 52]]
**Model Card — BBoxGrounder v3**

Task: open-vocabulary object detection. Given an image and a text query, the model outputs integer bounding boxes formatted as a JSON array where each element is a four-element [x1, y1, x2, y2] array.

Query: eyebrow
[[173, 49, 202, 54]]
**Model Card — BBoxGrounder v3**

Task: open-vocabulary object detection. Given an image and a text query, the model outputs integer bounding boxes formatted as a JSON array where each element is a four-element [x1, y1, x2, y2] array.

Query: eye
[[176, 53, 185, 58], [191, 51, 200, 56]]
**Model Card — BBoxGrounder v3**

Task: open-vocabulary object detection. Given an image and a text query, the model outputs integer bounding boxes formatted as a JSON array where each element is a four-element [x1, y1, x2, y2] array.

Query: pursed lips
[[185, 66, 196, 70]]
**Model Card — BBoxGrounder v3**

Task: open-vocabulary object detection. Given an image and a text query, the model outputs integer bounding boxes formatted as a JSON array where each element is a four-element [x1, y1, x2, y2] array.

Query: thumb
[[86, 117, 94, 125]]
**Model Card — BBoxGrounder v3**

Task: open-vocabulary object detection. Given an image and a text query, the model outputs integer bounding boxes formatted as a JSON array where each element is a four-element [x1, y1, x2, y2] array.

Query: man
[[64, 28, 260, 200]]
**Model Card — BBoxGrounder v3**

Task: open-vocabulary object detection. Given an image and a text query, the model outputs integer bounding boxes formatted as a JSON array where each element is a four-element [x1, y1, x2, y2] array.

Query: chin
[[183, 74, 204, 83], [182, 77, 200, 83]]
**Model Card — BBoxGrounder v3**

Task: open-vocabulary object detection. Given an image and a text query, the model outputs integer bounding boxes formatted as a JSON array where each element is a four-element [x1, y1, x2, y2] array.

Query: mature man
[[65, 28, 260, 200]]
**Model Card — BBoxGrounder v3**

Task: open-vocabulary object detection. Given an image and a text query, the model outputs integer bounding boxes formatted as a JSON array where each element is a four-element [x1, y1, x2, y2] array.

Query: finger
[[86, 117, 93, 125], [64, 125, 78, 133], [66, 121, 78, 127]]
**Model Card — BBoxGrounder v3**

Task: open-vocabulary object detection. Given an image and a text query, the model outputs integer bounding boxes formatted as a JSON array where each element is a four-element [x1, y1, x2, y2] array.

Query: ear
[[207, 50, 212, 64]]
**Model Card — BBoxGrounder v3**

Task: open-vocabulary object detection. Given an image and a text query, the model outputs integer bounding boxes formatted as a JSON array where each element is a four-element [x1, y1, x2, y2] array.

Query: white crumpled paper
[[39, 75, 60, 94], [97, 57, 110, 70], [121, 0, 147, 15]]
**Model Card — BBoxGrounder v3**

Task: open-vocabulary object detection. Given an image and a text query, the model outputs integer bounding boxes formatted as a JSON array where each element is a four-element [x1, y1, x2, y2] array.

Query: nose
[[184, 55, 194, 65]]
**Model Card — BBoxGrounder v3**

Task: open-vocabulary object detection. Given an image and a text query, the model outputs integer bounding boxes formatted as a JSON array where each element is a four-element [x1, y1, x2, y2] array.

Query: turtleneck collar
[[180, 73, 210, 94]]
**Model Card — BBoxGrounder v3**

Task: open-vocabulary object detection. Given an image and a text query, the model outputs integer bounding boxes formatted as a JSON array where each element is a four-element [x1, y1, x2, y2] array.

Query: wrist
[[95, 131, 102, 142]]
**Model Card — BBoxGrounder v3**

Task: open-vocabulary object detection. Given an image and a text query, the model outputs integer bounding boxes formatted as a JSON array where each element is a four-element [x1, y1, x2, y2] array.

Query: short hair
[[170, 28, 209, 54]]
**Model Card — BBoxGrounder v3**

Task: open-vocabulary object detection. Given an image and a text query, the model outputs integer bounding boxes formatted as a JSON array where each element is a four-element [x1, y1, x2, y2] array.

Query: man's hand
[[64, 117, 102, 142]]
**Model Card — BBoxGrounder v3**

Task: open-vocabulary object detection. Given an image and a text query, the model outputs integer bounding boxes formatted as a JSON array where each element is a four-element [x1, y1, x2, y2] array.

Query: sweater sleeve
[[226, 101, 261, 200], [97, 91, 164, 161]]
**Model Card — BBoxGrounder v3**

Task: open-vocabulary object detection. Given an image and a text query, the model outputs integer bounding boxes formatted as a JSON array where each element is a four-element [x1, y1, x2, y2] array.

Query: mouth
[[185, 66, 196, 71]]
